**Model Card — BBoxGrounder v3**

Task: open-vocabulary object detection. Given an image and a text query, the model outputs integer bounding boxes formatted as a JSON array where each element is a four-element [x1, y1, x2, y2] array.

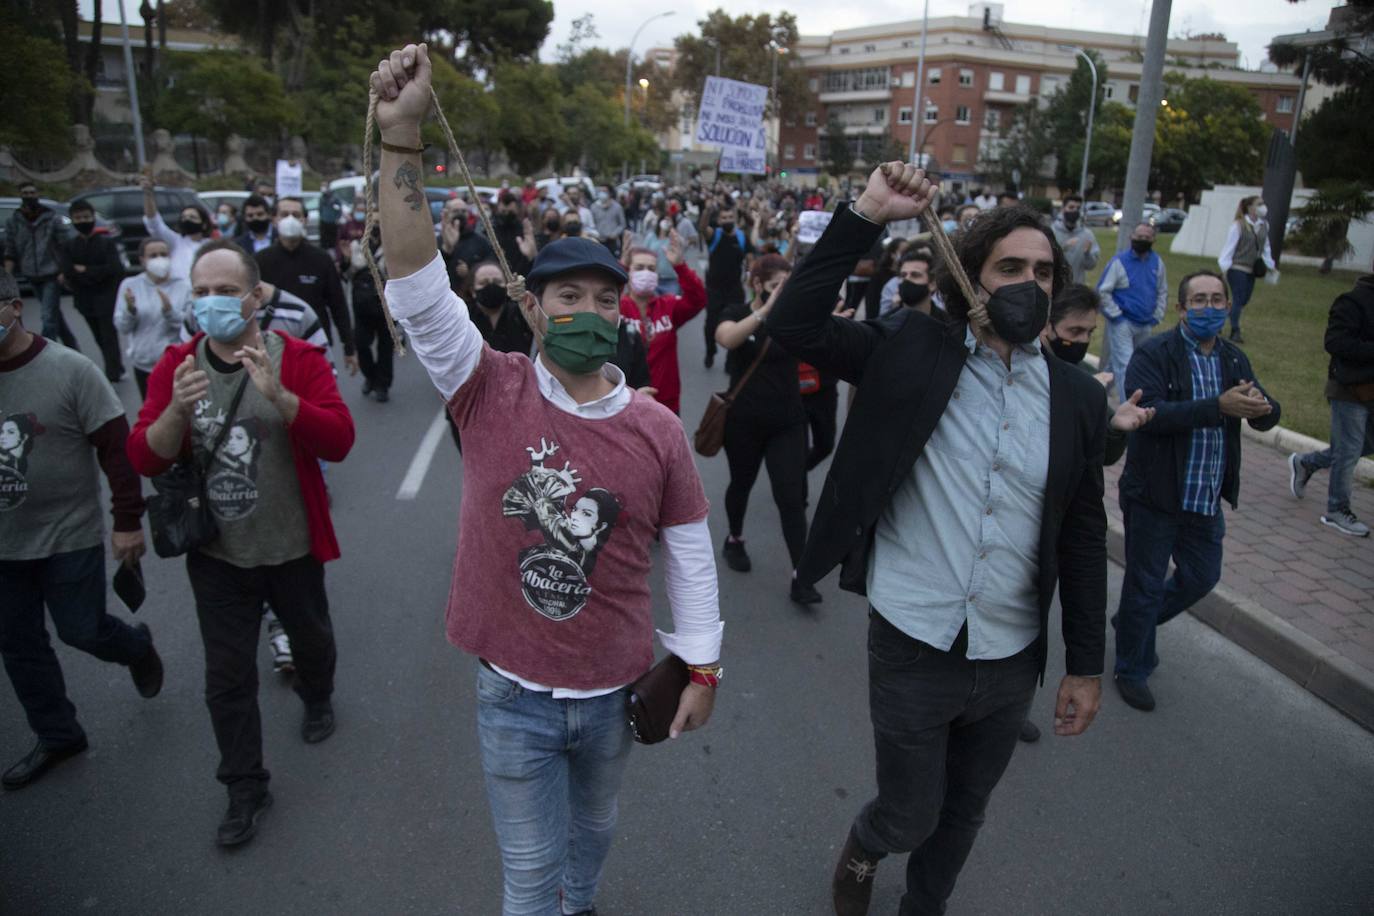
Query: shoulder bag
[[146, 373, 251, 558], [692, 337, 772, 457], [627, 654, 689, 745]]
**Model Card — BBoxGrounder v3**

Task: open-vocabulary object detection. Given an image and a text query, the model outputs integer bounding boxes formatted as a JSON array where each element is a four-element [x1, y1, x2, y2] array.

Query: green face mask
[[539, 308, 619, 375]]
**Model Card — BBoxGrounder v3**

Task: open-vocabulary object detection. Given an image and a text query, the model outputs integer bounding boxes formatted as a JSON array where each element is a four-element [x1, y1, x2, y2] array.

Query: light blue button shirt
[[867, 326, 1051, 659]]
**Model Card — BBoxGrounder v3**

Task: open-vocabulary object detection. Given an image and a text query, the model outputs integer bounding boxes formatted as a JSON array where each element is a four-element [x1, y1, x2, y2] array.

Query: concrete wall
[[1172, 184, 1374, 272]]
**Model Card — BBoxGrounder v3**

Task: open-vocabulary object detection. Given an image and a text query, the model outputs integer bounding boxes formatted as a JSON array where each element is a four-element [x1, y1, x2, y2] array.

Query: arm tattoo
[[393, 162, 424, 212]]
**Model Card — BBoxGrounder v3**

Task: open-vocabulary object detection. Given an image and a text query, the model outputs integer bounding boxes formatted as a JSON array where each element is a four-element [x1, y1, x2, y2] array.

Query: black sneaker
[[1230, 328, 1245, 344], [1288, 453, 1313, 499], [2, 738, 88, 790], [129, 624, 163, 698], [704, 352, 715, 369], [362, 379, 374, 395], [1018, 719, 1041, 743], [1114, 676, 1156, 712], [217, 791, 273, 847], [302, 701, 335, 744], [790, 580, 823, 605], [375, 388, 390, 403], [832, 826, 881, 916], [722, 538, 751, 572]]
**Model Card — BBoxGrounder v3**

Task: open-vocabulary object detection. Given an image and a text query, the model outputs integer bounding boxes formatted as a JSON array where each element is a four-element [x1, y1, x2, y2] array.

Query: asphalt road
[[3, 288, 1373, 915]]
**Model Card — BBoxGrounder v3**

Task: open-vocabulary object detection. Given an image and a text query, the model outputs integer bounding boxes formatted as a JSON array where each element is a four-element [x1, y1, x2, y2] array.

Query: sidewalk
[[1103, 444, 1374, 730]]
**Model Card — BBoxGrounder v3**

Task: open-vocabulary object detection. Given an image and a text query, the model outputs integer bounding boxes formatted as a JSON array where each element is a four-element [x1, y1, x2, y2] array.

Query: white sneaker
[[265, 613, 295, 673], [1288, 453, 1314, 499], [1321, 510, 1371, 538]]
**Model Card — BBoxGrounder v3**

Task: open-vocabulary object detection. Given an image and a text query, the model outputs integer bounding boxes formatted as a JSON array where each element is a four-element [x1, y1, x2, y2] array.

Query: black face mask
[[496, 211, 519, 228], [20, 197, 39, 211], [564, 221, 582, 237], [180, 219, 203, 235], [72, 220, 96, 235], [246, 218, 271, 235], [1062, 211, 1080, 228], [1131, 238, 1153, 255], [1049, 335, 1090, 364], [544, 219, 561, 233], [474, 284, 508, 310], [718, 221, 734, 233], [982, 280, 1050, 345], [899, 280, 930, 305], [457, 218, 473, 236]]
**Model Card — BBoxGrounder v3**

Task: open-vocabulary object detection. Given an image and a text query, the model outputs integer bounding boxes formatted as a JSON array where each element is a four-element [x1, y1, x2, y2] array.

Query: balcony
[[818, 88, 892, 104], [983, 90, 1032, 105]]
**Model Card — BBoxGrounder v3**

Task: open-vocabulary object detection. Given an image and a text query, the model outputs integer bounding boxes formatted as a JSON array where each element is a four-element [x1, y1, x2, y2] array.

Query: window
[[898, 106, 913, 124], [1277, 95, 1295, 113], [839, 47, 851, 55], [924, 105, 939, 123], [808, 77, 819, 92], [902, 39, 915, 49], [804, 143, 817, 160], [823, 67, 890, 93], [1104, 83, 1115, 100], [784, 144, 796, 160], [863, 43, 876, 53], [984, 108, 1001, 131], [956, 105, 971, 124], [1128, 83, 1140, 103], [1041, 76, 1059, 96], [959, 69, 974, 87], [805, 111, 817, 127], [952, 145, 969, 164], [989, 71, 1005, 91], [928, 68, 942, 85], [1015, 74, 1031, 95], [873, 107, 888, 123], [901, 71, 915, 88]]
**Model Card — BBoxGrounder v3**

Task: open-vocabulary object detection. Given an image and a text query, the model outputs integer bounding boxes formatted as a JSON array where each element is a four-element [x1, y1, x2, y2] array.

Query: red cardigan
[[127, 331, 355, 564]]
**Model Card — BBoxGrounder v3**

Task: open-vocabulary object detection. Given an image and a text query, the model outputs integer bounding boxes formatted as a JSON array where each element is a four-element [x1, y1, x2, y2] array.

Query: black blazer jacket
[[767, 208, 1108, 679]]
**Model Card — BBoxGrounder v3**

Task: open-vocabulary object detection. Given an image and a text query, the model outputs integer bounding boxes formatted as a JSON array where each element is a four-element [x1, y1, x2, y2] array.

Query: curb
[[1105, 520, 1374, 732]]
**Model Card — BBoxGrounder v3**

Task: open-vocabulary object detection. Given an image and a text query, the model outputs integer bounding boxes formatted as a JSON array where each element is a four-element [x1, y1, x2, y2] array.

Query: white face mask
[[277, 215, 306, 239], [145, 255, 172, 280], [629, 270, 659, 295], [1257, 204, 1268, 219]]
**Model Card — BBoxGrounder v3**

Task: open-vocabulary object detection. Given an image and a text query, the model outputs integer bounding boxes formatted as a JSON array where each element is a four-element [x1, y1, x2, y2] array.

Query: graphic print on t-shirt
[[193, 398, 267, 521], [0, 412, 45, 511], [500, 437, 623, 621]]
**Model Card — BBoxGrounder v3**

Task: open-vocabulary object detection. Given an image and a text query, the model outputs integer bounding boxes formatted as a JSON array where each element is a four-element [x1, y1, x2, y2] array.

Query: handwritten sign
[[696, 76, 769, 175], [275, 159, 302, 198], [796, 210, 834, 245]]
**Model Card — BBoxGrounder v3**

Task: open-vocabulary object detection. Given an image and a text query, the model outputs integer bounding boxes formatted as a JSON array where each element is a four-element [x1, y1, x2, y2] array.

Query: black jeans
[[803, 384, 838, 471], [854, 611, 1038, 916], [76, 304, 124, 381], [186, 550, 336, 798], [134, 368, 151, 400], [722, 412, 808, 567], [353, 300, 394, 391], [0, 545, 152, 748], [703, 290, 740, 361]]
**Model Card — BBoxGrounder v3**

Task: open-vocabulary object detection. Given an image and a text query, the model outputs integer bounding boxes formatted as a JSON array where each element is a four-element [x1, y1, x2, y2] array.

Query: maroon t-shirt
[[445, 346, 710, 689]]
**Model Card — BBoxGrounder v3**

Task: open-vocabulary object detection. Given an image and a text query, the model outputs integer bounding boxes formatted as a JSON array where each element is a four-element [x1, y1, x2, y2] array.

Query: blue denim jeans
[[1114, 499, 1225, 683], [1299, 399, 1374, 514], [0, 545, 151, 747], [475, 664, 634, 916], [1225, 268, 1256, 332], [854, 611, 1038, 916], [1105, 317, 1154, 402], [32, 276, 78, 349]]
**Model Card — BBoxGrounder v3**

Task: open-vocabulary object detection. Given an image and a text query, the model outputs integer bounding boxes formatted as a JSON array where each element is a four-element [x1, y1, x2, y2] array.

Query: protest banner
[[695, 76, 769, 176], [796, 210, 835, 245]]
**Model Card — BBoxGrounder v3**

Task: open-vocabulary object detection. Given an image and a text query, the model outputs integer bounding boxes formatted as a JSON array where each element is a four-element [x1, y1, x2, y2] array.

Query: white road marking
[[396, 407, 449, 500]]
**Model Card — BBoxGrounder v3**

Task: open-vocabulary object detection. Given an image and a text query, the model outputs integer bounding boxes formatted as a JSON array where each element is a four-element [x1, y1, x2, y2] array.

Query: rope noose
[[362, 86, 528, 356], [877, 162, 991, 335]]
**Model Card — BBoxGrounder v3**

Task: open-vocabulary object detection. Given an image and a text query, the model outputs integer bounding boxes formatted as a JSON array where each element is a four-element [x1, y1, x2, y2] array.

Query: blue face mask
[[942, 219, 959, 234], [1184, 309, 1227, 340], [193, 294, 252, 342]]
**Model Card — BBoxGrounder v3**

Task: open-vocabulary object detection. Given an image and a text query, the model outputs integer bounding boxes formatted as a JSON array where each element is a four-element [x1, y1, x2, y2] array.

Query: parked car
[[616, 174, 664, 196], [1081, 201, 1117, 227], [536, 176, 597, 201], [1150, 207, 1187, 233], [68, 185, 205, 267], [327, 176, 453, 227], [0, 197, 127, 285], [1113, 202, 1160, 226], [200, 188, 322, 243]]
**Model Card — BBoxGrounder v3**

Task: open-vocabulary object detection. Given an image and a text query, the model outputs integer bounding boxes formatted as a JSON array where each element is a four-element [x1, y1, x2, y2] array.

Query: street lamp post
[[770, 40, 788, 173], [705, 38, 722, 77], [624, 11, 675, 128], [908, 0, 930, 163], [1059, 45, 1098, 198]]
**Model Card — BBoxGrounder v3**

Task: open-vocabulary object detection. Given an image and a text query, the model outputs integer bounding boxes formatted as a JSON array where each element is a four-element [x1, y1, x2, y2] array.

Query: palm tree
[[1292, 182, 1372, 273]]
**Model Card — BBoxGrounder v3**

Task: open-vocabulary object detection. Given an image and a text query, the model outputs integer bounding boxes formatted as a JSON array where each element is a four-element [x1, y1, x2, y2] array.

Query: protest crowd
[[2, 28, 1372, 916]]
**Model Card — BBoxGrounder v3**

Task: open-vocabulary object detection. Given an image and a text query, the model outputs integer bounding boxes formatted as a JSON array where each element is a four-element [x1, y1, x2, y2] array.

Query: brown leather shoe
[[832, 826, 881, 916]]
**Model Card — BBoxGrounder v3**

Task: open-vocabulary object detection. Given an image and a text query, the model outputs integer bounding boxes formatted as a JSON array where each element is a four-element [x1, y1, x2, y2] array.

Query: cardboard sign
[[275, 159, 303, 198], [796, 210, 834, 245], [696, 76, 769, 176]]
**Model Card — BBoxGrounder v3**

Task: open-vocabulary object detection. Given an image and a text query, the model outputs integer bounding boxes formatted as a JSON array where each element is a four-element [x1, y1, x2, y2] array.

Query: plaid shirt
[[1180, 323, 1226, 515]]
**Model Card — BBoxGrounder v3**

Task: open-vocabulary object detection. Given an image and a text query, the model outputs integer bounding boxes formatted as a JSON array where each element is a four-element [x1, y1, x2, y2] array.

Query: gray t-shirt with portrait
[[0, 343, 125, 560], [192, 333, 311, 568]]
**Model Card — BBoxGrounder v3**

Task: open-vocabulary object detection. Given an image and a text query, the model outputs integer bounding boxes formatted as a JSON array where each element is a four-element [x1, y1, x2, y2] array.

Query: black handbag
[[626, 654, 689, 745], [146, 374, 250, 559]]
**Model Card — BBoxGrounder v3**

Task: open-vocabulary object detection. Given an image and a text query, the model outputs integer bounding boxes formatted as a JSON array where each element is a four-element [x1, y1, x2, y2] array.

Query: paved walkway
[[1103, 439, 1374, 726]]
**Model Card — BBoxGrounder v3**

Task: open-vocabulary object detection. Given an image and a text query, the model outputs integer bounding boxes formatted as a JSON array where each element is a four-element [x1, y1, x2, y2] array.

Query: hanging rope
[[361, 86, 528, 356], [877, 162, 990, 334]]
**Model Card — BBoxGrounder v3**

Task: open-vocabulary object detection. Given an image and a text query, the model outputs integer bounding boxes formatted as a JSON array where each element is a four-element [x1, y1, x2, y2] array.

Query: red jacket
[[618, 262, 706, 415], [127, 332, 355, 564]]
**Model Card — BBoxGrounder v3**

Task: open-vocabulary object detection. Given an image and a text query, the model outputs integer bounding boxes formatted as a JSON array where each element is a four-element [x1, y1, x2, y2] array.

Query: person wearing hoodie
[[1051, 195, 1100, 286], [591, 184, 628, 257], [3, 183, 77, 349], [619, 232, 706, 416], [114, 238, 192, 398], [59, 200, 126, 382]]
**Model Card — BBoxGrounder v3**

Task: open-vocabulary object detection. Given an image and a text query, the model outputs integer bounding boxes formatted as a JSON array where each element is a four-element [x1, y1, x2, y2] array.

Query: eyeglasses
[[1186, 294, 1228, 309]]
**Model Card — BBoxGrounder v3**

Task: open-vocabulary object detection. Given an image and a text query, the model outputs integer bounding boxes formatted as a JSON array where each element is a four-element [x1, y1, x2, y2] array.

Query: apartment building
[[778, 3, 1304, 187]]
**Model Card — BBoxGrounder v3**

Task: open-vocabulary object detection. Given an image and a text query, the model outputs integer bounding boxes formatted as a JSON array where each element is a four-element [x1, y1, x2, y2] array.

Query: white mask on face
[[1257, 204, 1268, 219], [629, 270, 658, 295], [145, 255, 172, 280], [277, 215, 306, 239]]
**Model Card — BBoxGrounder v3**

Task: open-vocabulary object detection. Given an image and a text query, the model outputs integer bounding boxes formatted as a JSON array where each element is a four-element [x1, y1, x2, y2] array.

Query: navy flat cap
[[526, 236, 628, 286]]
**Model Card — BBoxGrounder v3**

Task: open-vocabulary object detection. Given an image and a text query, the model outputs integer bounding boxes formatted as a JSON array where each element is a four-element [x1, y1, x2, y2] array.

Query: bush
[[1024, 196, 1054, 215]]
